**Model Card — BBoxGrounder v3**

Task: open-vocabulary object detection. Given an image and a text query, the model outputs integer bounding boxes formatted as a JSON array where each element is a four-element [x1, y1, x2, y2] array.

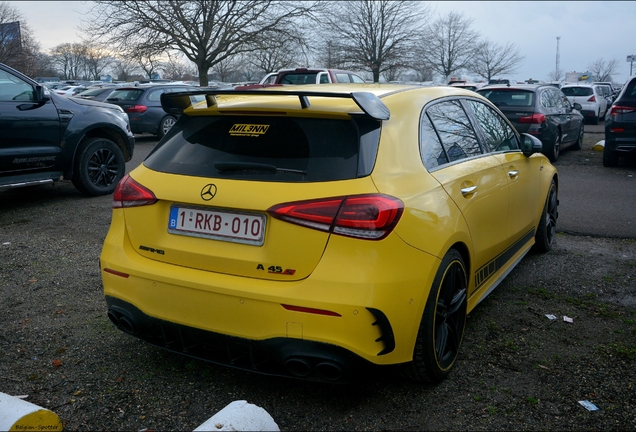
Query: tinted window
[[144, 115, 381, 182], [561, 87, 593, 97], [0, 69, 35, 102], [621, 79, 636, 100], [351, 75, 365, 83], [107, 88, 143, 101], [467, 100, 519, 152], [279, 73, 318, 84], [335, 73, 350, 83], [426, 100, 483, 163], [419, 112, 447, 170], [147, 88, 168, 102], [478, 89, 534, 107]]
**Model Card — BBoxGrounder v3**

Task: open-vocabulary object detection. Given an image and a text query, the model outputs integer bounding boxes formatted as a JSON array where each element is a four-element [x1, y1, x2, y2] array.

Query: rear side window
[[425, 100, 483, 163], [107, 89, 143, 101], [561, 87, 593, 97], [144, 115, 381, 182], [621, 79, 636, 100], [478, 90, 534, 107]]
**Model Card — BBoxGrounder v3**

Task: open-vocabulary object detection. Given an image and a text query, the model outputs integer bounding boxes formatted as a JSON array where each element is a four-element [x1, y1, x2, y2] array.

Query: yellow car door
[[423, 99, 511, 296]]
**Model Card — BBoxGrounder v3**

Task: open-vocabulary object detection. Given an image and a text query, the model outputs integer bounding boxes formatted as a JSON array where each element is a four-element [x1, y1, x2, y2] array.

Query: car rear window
[[279, 73, 318, 85], [144, 115, 381, 182], [106, 88, 144, 101], [561, 87, 593, 97], [477, 89, 534, 107]]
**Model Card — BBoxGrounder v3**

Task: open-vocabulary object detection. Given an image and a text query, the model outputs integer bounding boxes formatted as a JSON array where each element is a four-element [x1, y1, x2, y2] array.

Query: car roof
[[561, 83, 596, 87], [478, 83, 546, 91]]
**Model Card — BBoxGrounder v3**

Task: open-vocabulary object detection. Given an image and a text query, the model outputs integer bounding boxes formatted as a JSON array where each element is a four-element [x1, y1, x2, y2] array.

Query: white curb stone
[[0, 392, 62, 431], [194, 400, 279, 432]]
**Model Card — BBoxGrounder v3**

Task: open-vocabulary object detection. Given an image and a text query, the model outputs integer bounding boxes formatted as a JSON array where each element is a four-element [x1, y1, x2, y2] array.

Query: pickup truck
[[0, 63, 135, 196], [235, 68, 366, 89]]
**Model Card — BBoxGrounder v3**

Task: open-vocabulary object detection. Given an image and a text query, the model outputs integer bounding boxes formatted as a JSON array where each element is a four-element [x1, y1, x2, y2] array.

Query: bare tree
[[588, 58, 620, 82], [548, 68, 564, 82], [83, 43, 114, 80], [85, 1, 318, 86], [50, 43, 89, 80], [161, 52, 196, 81], [112, 57, 140, 82], [470, 40, 524, 82], [419, 11, 480, 82], [316, 0, 431, 83]]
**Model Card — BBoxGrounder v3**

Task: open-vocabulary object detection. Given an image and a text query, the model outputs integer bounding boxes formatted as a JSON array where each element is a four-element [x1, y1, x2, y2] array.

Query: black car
[[105, 84, 195, 138], [0, 63, 135, 196], [477, 84, 584, 162], [603, 76, 636, 167]]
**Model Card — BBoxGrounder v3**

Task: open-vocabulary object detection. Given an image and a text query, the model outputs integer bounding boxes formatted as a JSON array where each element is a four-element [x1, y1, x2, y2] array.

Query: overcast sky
[[7, 0, 636, 84]]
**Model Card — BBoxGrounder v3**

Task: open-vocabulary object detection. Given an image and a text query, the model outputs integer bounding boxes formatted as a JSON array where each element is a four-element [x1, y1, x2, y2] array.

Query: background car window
[[419, 112, 447, 170], [466, 100, 519, 152], [107, 89, 143, 101], [351, 74, 365, 83], [561, 87, 593, 97], [319, 73, 329, 83], [0, 69, 35, 102], [335, 73, 350, 83], [548, 89, 564, 108], [478, 90, 534, 107], [426, 100, 483, 162], [540, 90, 552, 108], [147, 89, 168, 102]]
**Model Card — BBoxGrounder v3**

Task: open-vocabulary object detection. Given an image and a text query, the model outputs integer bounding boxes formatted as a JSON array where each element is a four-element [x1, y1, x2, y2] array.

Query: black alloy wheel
[[403, 249, 467, 383], [533, 179, 558, 253]]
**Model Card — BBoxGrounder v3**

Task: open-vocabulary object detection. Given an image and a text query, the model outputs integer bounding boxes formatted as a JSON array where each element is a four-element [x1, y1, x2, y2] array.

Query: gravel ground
[[1, 134, 635, 431]]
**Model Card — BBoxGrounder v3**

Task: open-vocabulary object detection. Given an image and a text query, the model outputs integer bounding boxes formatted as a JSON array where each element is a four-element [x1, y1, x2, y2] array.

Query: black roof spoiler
[[161, 89, 390, 120]]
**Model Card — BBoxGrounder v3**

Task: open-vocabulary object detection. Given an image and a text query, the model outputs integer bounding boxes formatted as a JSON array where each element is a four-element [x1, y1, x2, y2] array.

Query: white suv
[[561, 83, 608, 124]]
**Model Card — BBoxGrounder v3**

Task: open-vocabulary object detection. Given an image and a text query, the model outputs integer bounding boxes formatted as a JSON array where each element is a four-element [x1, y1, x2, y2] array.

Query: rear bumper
[[106, 295, 376, 382], [100, 211, 440, 381]]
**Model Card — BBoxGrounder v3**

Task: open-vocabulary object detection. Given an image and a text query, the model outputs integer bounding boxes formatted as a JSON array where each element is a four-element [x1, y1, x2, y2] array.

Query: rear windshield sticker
[[229, 124, 270, 137]]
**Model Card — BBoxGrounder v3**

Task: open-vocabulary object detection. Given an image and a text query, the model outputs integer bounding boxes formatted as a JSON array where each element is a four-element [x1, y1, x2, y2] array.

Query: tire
[[591, 111, 599, 125], [546, 134, 560, 162], [533, 179, 558, 253], [602, 146, 619, 167], [402, 249, 467, 383], [72, 137, 125, 196], [157, 115, 177, 139], [572, 125, 584, 151]]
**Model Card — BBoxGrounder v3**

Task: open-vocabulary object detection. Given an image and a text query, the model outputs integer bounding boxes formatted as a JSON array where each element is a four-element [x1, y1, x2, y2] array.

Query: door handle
[[461, 185, 477, 196], [508, 170, 519, 178]]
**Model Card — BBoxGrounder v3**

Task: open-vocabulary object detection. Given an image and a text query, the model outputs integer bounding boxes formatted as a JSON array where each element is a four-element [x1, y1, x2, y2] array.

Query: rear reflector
[[268, 194, 404, 240], [282, 304, 341, 317], [113, 174, 157, 208], [103, 268, 130, 278], [518, 113, 546, 124]]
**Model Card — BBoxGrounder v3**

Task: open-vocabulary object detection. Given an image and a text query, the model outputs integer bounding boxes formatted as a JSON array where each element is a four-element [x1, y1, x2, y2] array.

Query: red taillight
[[587, 95, 596, 102], [518, 113, 546, 124], [113, 174, 157, 208], [267, 194, 404, 240], [610, 128, 625, 133], [125, 105, 148, 113], [609, 105, 636, 116]]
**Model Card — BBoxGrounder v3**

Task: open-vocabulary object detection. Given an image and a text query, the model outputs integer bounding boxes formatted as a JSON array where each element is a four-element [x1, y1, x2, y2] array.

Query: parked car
[[560, 83, 608, 125], [234, 68, 366, 90], [101, 83, 558, 384], [54, 85, 86, 97], [104, 84, 196, 138], [603, 75, 636, 167], [477, 83, 584, 162], [448, 82, 485, 91], [0, 62, 134, 196], [74, 86, 118, 102]]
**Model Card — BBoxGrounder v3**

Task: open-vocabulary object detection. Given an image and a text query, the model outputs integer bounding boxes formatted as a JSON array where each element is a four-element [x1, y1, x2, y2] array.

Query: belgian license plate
[[168, 206, 266, 246]]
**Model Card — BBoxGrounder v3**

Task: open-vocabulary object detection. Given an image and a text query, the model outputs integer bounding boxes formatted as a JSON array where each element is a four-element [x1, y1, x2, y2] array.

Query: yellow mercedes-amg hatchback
[[100, 84, 558, 383]]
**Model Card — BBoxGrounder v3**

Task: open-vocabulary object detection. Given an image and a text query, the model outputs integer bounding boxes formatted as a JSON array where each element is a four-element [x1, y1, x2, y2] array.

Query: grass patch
[[526, 397, 539, 405], [528, 287, 555, 300], [598, 343, 636, 361]]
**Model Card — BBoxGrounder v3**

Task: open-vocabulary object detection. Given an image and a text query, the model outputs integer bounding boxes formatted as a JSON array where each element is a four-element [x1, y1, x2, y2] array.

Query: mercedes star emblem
[[200, 184, 217, 201]]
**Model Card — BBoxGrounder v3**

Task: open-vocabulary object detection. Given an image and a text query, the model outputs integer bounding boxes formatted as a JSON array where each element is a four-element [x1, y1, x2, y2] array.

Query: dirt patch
[[1, 149, 635, 430]]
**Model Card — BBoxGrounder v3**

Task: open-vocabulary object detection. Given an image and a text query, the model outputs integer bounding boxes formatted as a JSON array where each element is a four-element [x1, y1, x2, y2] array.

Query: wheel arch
[[66, 126, 132, 180]]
